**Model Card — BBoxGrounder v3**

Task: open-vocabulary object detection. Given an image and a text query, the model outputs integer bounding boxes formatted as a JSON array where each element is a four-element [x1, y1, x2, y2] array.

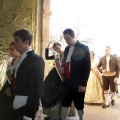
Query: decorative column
[[41, 0, 52, 77]]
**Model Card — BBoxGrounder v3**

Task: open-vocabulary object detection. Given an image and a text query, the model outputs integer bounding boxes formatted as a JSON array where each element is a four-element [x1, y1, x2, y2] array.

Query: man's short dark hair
[[13, 29, 32, 45], [63, 28, 75, 37]]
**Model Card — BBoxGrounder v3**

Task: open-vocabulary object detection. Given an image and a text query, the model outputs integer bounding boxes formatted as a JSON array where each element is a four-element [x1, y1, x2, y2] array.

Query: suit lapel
[[15, 51, 33, 76]]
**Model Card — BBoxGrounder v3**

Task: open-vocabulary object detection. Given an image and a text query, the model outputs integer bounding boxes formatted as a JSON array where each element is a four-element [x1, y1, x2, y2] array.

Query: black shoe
[[111, 100, 115, 105], [102, 104, 109, 109]]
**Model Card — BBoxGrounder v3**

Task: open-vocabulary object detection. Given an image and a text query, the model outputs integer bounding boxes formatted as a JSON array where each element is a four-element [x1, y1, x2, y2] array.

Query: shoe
[[102, 104, 109, 109], [111, 100, 115, 105]]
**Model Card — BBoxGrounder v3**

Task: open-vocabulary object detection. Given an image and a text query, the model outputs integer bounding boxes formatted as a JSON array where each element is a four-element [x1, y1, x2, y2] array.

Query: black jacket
[[61, 41, 90, 87], [11, 50, 44, 117]]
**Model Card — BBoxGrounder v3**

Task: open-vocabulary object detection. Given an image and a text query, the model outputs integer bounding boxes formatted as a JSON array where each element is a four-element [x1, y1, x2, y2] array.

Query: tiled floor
[[84, 97, 120, 120], [67, 97, 120, 120]]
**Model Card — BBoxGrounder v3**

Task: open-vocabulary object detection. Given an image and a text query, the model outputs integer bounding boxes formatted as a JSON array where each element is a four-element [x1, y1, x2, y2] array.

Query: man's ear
[[24, 40, 29, 45]]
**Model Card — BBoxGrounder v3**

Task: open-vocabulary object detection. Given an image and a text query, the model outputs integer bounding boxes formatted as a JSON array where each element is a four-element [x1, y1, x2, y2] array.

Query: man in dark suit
[[6, 29, 45, 120], [60, 29, 90, 120]]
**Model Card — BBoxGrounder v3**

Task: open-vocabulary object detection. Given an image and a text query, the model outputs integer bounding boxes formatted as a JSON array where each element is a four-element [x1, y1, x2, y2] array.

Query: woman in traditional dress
[[0, 42, 20, 120], [42, 41, 76, 119], [85, 51, 104, 104], [42, 41, 64, 118]]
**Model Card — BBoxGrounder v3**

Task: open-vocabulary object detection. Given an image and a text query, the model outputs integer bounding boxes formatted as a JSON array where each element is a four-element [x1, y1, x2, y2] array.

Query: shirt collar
[[20, 49, 32, 59]]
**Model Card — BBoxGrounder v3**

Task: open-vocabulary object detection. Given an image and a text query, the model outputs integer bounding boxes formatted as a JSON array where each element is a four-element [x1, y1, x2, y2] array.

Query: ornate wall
[[0, 0, 51, 88], [0, 0, 39, 50], [0, 0, 40, 88]]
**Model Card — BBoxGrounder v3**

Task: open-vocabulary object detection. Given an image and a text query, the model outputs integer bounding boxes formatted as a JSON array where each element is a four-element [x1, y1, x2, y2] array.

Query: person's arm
[[24, 56, 45, 118], [45, 48, 54, 60], [45, 41, 54, 60], [79, 46, 91, 87], [115, 57, 119, 78]]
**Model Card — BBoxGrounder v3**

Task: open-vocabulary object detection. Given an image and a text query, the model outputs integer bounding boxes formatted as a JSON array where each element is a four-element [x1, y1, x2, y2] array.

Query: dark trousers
[[15, 98, 40, 120], [62, 80, 85, 110], [102, 75, 116, 92]]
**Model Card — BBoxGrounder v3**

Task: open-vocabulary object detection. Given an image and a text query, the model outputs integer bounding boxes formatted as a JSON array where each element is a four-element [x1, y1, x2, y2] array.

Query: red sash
[[65, 62, 71, 79]]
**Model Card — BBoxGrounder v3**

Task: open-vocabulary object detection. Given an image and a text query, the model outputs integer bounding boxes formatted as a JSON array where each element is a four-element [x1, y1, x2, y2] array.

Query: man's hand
[[114, 77, 118, 84], [102, 69, 107, 73], [78, 86, 86, 92], [5, 87, 12, 96], [60, 67, 64, 74]]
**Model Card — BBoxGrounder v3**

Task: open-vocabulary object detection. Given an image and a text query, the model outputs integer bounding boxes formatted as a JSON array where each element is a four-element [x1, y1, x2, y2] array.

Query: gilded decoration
[[0, 0, 38, 88]]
